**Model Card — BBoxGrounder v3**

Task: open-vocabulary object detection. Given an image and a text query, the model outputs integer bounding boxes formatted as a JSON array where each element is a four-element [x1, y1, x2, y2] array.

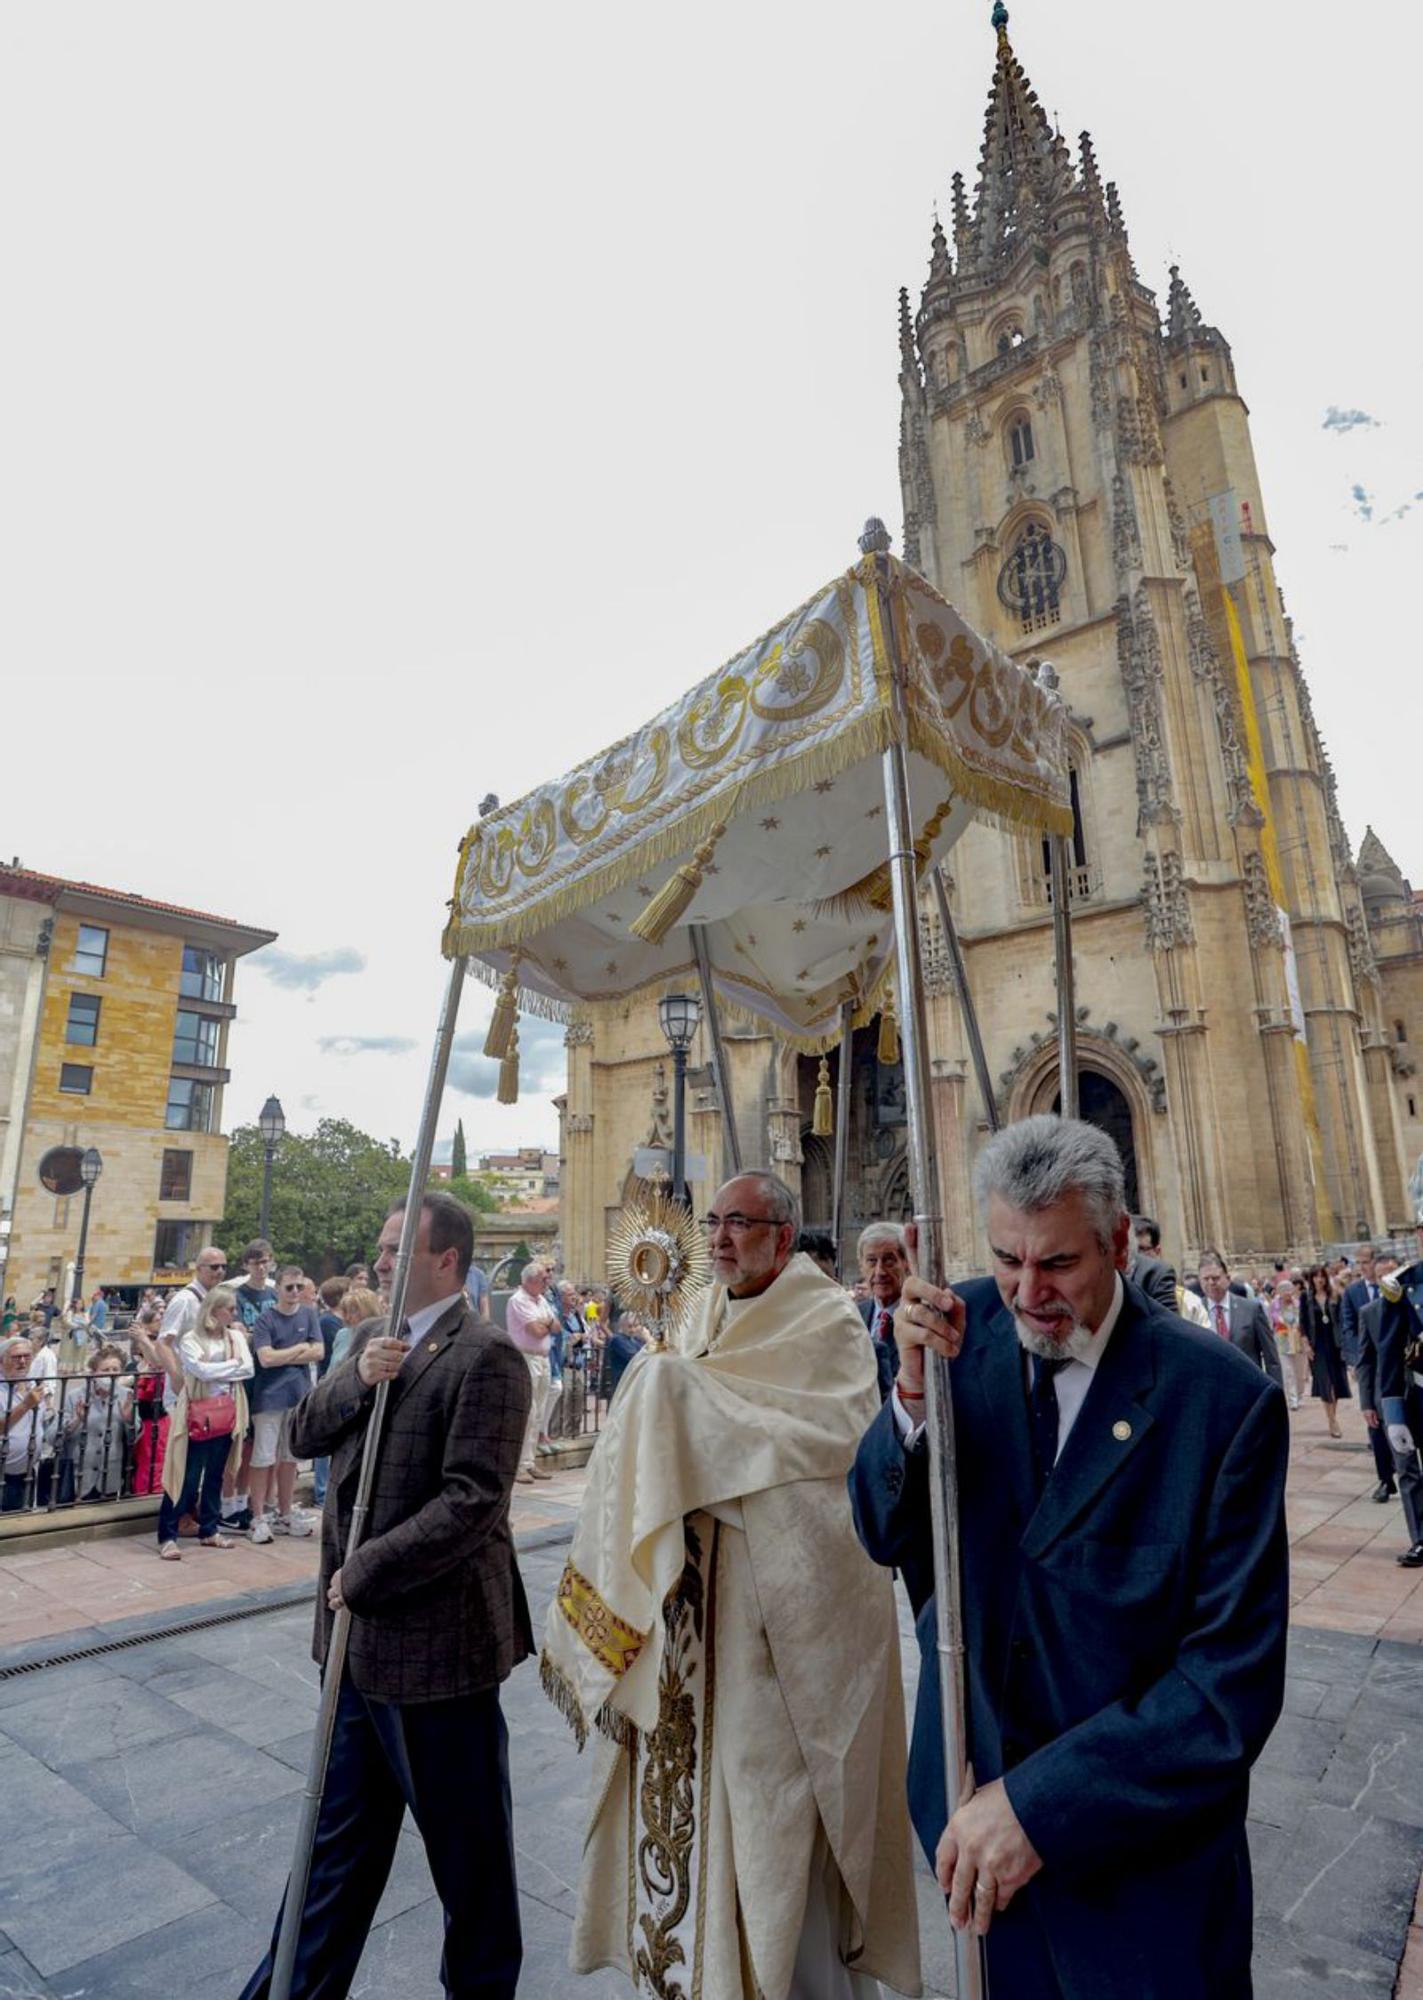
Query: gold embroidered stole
[[627, 1516, 719, 2000]]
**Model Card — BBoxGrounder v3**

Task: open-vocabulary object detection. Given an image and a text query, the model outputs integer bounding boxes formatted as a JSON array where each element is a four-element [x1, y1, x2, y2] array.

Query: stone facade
[[0, 869, 275, 1305], [557, 12, 1414, 1279]]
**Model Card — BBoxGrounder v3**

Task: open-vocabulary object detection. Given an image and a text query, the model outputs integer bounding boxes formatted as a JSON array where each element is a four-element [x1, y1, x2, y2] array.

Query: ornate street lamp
[[258, 1095, 286, 1239], [656, 992, 702, 1206], [72, 1146, 103, 1307]]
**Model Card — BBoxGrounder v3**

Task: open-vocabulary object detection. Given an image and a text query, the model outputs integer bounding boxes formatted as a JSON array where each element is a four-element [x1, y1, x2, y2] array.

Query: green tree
[[219, 1118, 413, 1277], [451, 1119, 468, 1180], [440, 1172, 501, 1215]]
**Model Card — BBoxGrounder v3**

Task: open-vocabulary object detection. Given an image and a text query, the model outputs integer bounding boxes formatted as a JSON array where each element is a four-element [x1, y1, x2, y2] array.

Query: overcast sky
[[3, 1, 1417, 1160]]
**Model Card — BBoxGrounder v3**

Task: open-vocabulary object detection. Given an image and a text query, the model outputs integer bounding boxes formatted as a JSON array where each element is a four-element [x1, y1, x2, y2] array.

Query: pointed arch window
[[996, 520, 1066, 634], [1008, 415, 1035, 469], [996, 323, 1026, 356], [1042, 768, 1090, 887]]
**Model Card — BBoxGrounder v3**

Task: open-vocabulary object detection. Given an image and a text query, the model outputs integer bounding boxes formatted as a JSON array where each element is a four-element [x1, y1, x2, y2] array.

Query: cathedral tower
[[897, 4, 1408, 1254]]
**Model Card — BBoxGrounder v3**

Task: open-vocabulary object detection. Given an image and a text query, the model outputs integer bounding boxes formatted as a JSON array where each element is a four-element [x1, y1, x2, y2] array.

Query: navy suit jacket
[[850, 1277, 1289, 2000], [1339, 1276, 1376, 1369]]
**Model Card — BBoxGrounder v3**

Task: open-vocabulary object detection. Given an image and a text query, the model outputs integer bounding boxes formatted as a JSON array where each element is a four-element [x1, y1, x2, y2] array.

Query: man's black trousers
[[241, 1671, 520, 2000]]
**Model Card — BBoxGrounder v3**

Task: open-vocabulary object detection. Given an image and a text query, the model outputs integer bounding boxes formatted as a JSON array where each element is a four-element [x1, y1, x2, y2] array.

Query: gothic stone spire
[[1165, 264, 1203, 340], [971, 3, 1074, 268]]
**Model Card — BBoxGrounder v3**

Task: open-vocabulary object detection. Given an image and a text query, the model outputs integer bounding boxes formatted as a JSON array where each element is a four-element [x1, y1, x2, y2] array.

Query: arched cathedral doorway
[[1052, 1069, 1140, 1214]]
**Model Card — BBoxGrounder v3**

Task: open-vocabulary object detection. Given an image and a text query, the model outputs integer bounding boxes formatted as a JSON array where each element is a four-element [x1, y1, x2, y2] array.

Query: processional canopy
[[444, 548, 1072, 1048]]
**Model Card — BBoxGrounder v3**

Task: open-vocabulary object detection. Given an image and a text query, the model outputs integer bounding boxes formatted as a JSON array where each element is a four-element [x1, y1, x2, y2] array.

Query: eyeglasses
[[699, 1212, 780, 1235], [201, 1261, 227, 1271], [280, 1283, 302, 1294]]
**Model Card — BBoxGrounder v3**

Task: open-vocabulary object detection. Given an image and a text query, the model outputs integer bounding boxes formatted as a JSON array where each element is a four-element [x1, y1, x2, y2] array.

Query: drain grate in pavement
[[0, 1589, 304, 1681]]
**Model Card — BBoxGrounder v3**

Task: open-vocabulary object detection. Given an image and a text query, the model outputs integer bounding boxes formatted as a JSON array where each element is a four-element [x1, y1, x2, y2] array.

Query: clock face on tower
[[997, 523, 1067, 624]]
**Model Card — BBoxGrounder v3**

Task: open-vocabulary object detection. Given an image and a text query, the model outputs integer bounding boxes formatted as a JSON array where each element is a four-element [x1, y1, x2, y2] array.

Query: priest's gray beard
[[1012, 1309, 1099, 1364]]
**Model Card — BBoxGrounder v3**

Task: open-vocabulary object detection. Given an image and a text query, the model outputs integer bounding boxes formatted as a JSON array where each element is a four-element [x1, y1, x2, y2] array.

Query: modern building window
[[165, 1077, 215, 1132], [172, 1009, 221, 1068], [65, 993, 102, 1047], [1008, 415, 1035, 469], [180, 946, 224, 1002], [59, 1063, 93, 1094], [160, 1149, 194, 1201], [73, 925, 109, 977], [154, 1220, 209, 1270]]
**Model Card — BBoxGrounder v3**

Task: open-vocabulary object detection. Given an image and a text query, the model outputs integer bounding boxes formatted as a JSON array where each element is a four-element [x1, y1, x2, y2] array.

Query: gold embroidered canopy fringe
[[442, 553, 1071, 1052]]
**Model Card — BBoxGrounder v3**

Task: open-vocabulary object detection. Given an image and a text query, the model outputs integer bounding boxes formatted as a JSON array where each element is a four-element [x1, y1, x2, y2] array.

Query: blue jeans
[[313, 1455, 329, 1505], [157, 1433, 228, 1544]]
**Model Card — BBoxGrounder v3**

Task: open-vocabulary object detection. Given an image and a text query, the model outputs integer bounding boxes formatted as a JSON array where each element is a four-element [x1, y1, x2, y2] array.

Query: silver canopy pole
[[269, 947, 470, 2000], [930, 865, 1001, 1135], [689, 922, 742, 1176], [1037, 662, 1078, 1121], [861, 518, 986, 2000], [830, 1000, 854, 1278], [1050, 837, 1079, 1118]]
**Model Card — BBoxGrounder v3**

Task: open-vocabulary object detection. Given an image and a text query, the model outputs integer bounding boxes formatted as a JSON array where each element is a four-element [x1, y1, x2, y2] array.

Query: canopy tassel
[[878, 991, 900, 1066], [483, 960, 519, 1059], [498, 1029, 520, 1105], [812, 1056, 834, 1138], [630, 822, 728, 947]]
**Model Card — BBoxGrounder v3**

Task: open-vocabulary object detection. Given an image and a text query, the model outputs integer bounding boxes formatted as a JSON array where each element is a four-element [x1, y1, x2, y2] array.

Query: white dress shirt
[[894, 1273, 1126, 1463], [401, 1292, 467, 1356]]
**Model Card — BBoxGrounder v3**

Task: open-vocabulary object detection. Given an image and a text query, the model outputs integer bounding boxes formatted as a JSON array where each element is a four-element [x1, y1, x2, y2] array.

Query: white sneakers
[[251, 1510, 314, 1545]]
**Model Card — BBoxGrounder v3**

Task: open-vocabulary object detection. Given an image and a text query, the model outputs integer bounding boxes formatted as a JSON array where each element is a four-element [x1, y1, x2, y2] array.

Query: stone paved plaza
[[0, 1405, 1421, 1997]]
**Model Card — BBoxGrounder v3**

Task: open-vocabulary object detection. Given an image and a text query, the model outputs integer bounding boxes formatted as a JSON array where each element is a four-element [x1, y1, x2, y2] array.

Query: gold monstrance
[[606, 1188, 708, 1351]]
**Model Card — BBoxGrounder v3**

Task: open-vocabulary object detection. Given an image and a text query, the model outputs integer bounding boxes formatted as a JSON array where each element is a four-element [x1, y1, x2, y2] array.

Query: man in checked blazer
[[241, 1191, 532, 2000]]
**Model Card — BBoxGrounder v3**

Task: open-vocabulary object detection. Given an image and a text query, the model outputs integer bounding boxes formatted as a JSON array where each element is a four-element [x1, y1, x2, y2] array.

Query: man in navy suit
[[856, 1222, 908, 1402], [850, 1116, 1288, 1999], [1340, 1244, 1396, 1500]]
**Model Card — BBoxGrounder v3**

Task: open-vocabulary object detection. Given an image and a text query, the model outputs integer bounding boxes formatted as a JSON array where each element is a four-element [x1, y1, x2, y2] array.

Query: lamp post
[[656, 992, 702, 1206], [258, 1095, 286, 1239], [72, 1147, 103, 1307]]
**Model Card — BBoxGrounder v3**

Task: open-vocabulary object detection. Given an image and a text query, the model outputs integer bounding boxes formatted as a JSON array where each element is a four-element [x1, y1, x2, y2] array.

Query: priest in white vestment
[[542, 1171, 922, 2000]]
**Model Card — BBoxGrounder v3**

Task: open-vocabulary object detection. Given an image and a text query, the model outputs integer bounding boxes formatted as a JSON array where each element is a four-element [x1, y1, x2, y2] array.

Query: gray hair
[[857, 1222, 907, 1261], [972, 1115, 1126, 1250], [719, 1170, 800, 1234], [520, 1261, 545, 1285]]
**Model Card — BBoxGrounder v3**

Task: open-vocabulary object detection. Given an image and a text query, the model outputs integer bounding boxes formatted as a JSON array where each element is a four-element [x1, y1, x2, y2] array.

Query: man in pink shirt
[[505, 1262, 557, 1483]]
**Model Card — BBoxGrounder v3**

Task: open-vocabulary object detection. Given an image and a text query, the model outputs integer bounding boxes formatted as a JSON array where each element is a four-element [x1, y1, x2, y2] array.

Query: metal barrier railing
[[0, 1324, 625, 1521], [0, 1364, 163, 1516]]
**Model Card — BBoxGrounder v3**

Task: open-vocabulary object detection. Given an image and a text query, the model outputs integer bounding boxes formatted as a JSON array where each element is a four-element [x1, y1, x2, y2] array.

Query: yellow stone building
[[557, 10, 1416, 1277], [0, 864, 275, 1305]]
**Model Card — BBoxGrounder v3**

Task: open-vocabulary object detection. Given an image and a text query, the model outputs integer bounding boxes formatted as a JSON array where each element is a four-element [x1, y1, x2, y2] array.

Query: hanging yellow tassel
[[878, 991, 900, 1066], [630, 822, 728, 946], [812, 1056, 834, 1137], [497, 1029, 520, 1105], [483, 961, 519, 1059]]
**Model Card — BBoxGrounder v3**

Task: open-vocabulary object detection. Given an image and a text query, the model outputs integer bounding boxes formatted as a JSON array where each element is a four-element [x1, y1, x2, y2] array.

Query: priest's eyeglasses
[[700, 1212, 777, 1234]]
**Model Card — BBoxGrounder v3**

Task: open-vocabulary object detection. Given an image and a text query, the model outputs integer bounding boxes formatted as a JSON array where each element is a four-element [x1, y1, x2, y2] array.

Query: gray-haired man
[[857, 1221, 909, 1401], [505, 1261, 557, 1483], [850, 1114, 1288, 1999]]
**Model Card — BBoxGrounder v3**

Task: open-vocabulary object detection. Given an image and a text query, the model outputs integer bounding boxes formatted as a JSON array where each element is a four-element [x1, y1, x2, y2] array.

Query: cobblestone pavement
[[0, 1405, 1421, 1997]]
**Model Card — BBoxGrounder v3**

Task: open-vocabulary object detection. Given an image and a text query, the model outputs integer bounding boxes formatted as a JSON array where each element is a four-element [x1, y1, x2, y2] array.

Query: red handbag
[[187, 1395, 236, 1443]]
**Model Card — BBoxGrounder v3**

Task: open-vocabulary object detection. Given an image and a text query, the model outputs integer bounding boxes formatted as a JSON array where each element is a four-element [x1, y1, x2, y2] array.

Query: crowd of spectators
[[0, 1217, 1410, 1541]]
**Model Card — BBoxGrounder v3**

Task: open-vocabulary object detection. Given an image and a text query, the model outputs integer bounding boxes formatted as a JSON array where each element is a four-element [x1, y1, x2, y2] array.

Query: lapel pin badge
[[1112, 1419, 1132, 1442]]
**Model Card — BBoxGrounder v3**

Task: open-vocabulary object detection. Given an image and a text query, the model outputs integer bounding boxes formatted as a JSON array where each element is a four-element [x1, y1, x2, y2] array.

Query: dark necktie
[[1029, 1355, 1068, 1494]]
